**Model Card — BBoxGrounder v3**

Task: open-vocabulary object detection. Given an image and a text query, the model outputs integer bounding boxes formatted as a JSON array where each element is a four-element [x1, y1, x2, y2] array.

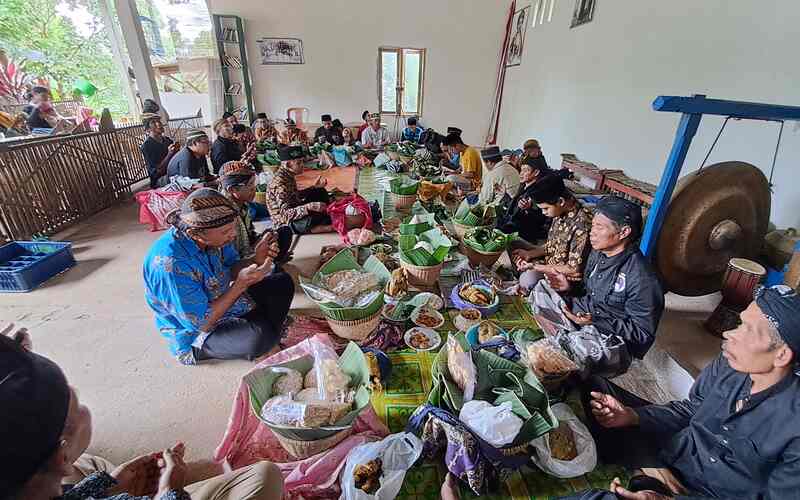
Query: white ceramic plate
[[411, 306, 445, 329], [404, 327, 442, 352]]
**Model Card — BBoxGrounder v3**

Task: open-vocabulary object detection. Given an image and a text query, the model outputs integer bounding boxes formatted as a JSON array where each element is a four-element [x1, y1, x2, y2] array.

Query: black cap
[[256, 112, 268, 120], [321, 114, 332, 122], [531, 173, 568, 204], [232, 123, 247, 134], [447, 127, 462, 136], [0, 336, 71, 493], [481, 146, 502, 162], [443, 133, 464, 147], [278, 145, 306, 161], [222, 111, 233, 119], [595, 195, 643, 240], [407, 117, 417, 126]]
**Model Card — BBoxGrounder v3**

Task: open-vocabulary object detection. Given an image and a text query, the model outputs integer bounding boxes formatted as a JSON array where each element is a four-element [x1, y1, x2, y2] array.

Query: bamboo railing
[[0, 115, 205, 241]]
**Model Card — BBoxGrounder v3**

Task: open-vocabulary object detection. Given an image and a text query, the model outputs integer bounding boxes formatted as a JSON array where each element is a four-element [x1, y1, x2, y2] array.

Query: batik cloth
[[543, 205, 593, 271]]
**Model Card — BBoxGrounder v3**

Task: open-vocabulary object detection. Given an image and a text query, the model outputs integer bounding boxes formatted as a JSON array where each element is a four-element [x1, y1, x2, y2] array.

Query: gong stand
[[641, 95, 800, 297]]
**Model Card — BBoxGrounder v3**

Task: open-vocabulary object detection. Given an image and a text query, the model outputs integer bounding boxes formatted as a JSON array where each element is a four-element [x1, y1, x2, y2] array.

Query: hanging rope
[[698, 116, 731, 172], [768, 120, 784, 187]]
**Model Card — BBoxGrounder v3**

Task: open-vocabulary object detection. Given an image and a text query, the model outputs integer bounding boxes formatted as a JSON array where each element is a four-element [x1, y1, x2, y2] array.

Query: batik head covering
[[167, 188, 238, 231], [219, 161, 255, 190], [754, 285, 800, 356], [141, 112, 161, 129], [480, 146, 502, 162], [284, 118, 296, 127], [0, 336, 71, 493], [523, 139, 541, 150], [368, 113, 381, 120], [595, 195, 643, 240], [185, 129, 209, 146]]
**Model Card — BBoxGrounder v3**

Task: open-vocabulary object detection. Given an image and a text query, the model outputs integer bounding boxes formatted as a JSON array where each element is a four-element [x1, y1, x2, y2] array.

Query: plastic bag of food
[[521, 336, 581, 380], [530, 403, 597, 478], [458, 400, 524, 447], [260, 395, 332, 428], [446, 336, 476, 402], [310, 340, 352, 402], [271, 367, 303, 396], [340, 432, 424, 500]]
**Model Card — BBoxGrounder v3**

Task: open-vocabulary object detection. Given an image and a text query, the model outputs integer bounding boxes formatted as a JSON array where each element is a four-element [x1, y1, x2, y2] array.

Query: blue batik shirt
[[143, 228, 254, 364], [401, 126, 424, 143], [450, 151, 460, 167]]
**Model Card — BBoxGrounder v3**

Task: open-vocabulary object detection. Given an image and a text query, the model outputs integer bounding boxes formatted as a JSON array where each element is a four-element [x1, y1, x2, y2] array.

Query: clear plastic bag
[[446, 336, 476, 402], [310, 340, 352, 402], [340, 432, 423, 500], [519, 335, 582, 380], [530, 403, 597, 478]]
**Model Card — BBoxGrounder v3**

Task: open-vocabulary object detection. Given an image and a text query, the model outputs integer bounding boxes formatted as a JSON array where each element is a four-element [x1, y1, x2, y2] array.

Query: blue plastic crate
[[0, 241, 76, 292]]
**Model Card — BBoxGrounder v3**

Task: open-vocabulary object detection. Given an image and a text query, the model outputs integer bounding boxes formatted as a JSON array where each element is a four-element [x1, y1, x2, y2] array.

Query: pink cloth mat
[[214, 332, 390, 499]]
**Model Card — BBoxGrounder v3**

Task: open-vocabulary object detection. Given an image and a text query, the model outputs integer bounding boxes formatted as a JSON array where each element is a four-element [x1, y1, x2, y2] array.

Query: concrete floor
[[0, 196, 724, 466]]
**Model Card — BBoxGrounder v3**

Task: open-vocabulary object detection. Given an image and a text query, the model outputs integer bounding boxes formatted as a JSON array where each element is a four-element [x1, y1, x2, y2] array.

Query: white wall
[[207, 0, 507, 146], [499, 0, 800, 228]]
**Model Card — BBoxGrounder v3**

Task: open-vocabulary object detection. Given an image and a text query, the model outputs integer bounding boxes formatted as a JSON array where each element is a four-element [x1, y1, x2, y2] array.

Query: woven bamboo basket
[[254, 192, 267, 205], [391, 193, 417, 210], [452, 222, 491, 240], [326, 309, 382, 341], [274, 427, 353, 460], [462, 244, 503, 268], [400, 260, 444, 287]]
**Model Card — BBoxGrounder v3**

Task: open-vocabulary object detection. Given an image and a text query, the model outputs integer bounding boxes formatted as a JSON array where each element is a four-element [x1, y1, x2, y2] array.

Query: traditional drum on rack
[[704, 258, 766, 336]]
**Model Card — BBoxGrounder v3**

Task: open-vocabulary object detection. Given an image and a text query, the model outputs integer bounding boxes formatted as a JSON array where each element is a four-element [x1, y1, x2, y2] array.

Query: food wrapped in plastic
[[271, 367, 303, 396], [530, 403, 597, 478], [304, 369, 318, 389], [316, 358, 352, 401], [524, 336, 580, 379], [261, 394, 352, 428], [347, 228, 377, 246], [322, 269, 379, 307], [446, 336, 476, 402]]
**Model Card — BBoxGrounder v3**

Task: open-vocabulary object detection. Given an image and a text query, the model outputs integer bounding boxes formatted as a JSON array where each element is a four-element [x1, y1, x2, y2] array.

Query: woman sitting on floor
[[143, 188, 295, 365]]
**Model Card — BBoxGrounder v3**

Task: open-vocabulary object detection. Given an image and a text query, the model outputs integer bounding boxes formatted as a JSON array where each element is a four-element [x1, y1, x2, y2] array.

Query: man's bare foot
[[441, 473, 461, 500]]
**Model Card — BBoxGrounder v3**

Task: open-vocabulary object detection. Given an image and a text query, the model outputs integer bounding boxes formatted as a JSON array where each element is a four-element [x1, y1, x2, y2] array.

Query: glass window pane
[[381, 51, 398, 113], [402, 51, 421, 114]]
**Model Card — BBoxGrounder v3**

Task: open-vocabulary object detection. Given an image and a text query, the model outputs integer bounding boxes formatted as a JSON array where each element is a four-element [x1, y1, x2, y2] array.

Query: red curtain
[[484, 1, 516, 145]]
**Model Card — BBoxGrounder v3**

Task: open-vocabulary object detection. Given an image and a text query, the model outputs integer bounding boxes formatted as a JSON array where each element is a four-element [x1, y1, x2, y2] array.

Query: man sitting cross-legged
[[559, 285, 800, 500]]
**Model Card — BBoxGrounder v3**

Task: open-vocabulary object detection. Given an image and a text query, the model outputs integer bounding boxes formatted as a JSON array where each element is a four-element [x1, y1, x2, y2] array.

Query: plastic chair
[[286, 107, 309, 128]]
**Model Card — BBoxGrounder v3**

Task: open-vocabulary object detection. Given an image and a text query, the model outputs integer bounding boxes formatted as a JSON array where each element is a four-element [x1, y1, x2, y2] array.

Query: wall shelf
[[212, 14, 254, 121]]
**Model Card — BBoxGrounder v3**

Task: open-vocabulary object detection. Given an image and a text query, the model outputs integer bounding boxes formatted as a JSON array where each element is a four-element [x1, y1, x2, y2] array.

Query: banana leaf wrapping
[[389, 176, 420, 195], [299, 249, 391, 321], [256, 139, 278, 152], [453, 199, 496, 227], [464, 228, 518, 253], [246, 341, 371, 441], [398, 227, 454, 266], [429, 333, 557, 446], [257, 150, 281, 166]]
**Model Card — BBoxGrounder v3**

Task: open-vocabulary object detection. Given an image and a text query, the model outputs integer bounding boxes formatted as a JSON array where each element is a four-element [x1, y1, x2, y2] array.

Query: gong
[[655, 161, 771, 296]]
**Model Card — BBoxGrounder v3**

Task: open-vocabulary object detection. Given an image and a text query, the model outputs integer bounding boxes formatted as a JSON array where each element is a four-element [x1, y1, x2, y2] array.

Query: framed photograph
[[506, 5, 530, 67], [257, 38, 305, 65], [571, 0, 596, 28]]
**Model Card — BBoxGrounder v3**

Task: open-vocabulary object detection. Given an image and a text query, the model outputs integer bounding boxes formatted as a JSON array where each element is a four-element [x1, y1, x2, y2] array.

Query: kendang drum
[[720, 258, 767, 311], [704, 258, 766, 337]]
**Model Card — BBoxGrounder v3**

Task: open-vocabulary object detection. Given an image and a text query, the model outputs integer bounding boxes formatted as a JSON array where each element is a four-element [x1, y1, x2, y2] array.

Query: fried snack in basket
[[354, 458, 383, 494], [526, 340, 579, 378], [549, 421, 578, 461], [459, 285, 492, 306]]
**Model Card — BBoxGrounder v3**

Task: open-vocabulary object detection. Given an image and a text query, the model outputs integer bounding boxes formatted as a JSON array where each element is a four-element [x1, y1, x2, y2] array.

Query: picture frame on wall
[[257, 37, 305, 65], [506, 5, 530, 67], [571, 0, 596, 28]]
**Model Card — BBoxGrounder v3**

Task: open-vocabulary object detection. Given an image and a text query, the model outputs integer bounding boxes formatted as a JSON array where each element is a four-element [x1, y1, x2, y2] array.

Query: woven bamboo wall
[[0, 116, 204, 241]]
